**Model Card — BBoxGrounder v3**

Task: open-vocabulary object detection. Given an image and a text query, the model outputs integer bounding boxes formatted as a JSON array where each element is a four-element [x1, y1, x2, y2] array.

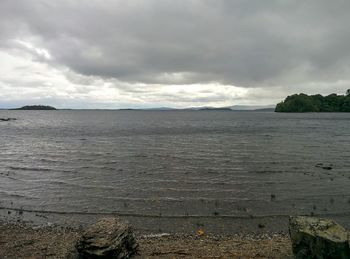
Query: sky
[[1, 0, 350, 109]]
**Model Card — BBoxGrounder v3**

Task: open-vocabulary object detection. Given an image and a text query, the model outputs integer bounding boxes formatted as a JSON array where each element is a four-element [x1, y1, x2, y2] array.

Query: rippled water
[[0, 110, 349, 234]]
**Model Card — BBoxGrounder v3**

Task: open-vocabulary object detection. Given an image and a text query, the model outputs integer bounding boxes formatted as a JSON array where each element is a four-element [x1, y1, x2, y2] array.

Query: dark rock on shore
[[76, 217, 138, 259], [289, 216, 350, 259]]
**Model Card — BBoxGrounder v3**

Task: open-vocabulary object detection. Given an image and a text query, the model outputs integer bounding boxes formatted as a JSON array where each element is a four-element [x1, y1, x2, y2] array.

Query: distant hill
[[142, 107, 177, 111], [118, 105, 275, 111], [275, 90, 350, 112], [13, 105, 57, 110], [184, 105, 275, 111], [254, 108, 275, 112], [7, 104, 275, 111], [198, 107, 232, 111], [227, 105, 275, 111]]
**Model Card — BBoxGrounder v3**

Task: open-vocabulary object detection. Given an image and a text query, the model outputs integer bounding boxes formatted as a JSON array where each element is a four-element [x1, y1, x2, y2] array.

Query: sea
[[0, 110, 349, 234]]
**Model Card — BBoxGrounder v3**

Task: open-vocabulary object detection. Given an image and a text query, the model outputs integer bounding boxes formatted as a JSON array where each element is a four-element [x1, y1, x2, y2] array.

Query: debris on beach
[[196, 228, 205, 236]]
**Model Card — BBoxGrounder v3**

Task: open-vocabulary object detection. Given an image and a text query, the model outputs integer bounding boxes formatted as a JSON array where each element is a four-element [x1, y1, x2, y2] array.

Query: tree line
[[275, 90, 350, 112]]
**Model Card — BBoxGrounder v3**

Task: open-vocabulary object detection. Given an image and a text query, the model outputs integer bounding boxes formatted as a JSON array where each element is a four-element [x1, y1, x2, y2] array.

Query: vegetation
[[275, 90, 350, 112], [14, 105, 57, 110]]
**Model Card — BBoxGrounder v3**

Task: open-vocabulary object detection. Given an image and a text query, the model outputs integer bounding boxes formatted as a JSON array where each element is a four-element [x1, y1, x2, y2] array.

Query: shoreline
[[1, 207, 292, 235], [2, 207, 350, 236], [0, 220, 293, 258]]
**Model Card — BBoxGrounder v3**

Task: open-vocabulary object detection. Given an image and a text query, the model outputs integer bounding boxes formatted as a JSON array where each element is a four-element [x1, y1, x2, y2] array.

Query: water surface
[[0, 110, 349, 233]]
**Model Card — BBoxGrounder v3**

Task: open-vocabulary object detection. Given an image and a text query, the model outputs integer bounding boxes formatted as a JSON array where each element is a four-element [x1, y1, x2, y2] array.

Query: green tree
[[275, 92, 350, 112]]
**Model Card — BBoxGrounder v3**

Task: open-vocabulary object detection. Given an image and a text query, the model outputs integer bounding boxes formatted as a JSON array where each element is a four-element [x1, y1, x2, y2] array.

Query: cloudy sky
[[1, 0, 349, 109]]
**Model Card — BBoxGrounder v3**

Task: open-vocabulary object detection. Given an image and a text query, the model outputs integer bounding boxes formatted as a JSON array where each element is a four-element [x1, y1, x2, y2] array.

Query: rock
[[0, 118, 16, 121], [270, 194, 276, 201], [76, 217, 138, 259], [315, 163, 333, 170], [289, 216, 350, 259]]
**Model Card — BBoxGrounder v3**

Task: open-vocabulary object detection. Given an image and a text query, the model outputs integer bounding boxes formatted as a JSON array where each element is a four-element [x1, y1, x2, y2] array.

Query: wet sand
[[0, 221, 293, 259]]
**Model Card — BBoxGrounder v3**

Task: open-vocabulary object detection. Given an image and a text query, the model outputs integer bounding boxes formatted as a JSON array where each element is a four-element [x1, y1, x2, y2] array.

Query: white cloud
[[15, 40, 52, 60], [0, 46, 257, 108]]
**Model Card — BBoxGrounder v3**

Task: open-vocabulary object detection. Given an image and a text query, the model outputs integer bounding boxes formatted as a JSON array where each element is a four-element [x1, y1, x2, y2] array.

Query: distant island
[[13, 105, 57, 110], [275, 90, 350, 112]]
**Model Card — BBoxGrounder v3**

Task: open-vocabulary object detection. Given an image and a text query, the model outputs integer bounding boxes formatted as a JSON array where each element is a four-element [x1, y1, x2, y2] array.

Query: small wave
[[0, 190, 39, 199], [91, 196, 262, 203], [0, 174, 26, 182], [39, 158, 66, 163], [8, 166, 51, 172], [1, 206, 350, 219], [104, 161, 119, 164]]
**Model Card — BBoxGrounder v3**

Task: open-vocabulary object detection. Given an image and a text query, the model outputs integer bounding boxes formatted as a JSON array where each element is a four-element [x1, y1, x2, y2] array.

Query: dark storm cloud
[[1, 0, 350, 90]]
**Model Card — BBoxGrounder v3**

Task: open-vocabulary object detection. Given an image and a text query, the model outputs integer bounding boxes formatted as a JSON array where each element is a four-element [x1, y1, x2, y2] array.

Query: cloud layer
[[1, 0, 350, 108]]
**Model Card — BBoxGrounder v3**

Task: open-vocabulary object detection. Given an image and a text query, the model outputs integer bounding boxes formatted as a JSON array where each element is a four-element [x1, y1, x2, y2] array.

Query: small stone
[[258, 223, 265, 229], [289, 216, 350, 259], [76, 217, 138, 259]]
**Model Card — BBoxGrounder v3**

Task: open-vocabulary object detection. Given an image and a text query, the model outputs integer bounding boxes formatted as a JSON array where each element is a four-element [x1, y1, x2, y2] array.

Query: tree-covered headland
[[13, 105, 57, 110], [275, 90, 350, 112]]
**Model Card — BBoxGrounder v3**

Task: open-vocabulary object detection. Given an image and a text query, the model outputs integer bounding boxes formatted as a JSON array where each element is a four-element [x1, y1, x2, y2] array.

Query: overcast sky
[[1, 0, 349, 108]]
